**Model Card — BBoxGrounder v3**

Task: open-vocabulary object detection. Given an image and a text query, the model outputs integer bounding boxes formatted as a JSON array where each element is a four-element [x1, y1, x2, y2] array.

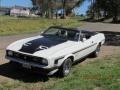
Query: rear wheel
[[91, 45, 101, 57], [58, 58, 72, 77]]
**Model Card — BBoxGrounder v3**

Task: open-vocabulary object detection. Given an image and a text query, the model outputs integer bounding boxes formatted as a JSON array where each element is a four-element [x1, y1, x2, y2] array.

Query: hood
[[7, 35, 76, 58], [33, 40, 76, 58], [19, 36, 67, 54]]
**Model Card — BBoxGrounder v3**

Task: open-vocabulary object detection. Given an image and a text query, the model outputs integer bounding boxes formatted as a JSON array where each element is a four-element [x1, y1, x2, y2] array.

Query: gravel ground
[[79, 22, 120, 32]]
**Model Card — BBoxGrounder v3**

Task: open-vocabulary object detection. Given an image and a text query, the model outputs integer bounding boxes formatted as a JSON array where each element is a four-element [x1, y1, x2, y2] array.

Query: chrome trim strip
[[72, 43, 97, 54]]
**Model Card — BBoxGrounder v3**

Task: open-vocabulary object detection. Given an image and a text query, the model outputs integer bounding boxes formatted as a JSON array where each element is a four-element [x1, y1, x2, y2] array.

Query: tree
[[87, 0, 120, 22], [31, 0, 85, 18]]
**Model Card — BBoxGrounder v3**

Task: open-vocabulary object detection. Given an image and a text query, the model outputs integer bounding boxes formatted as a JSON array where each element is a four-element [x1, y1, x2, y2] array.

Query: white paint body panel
[[6, 32, 105, 70]]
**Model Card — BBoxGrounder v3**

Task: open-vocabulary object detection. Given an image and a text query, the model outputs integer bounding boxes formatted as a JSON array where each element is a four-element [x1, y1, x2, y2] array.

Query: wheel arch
[[63, 54, 75, 63], [57, 54, 74, 66], [99, 42, 102, 47], [68, 56, 74, 62]]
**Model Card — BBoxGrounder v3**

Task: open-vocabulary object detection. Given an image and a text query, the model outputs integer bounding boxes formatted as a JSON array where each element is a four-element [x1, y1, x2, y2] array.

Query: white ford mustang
[[6, 26, 105, 77]]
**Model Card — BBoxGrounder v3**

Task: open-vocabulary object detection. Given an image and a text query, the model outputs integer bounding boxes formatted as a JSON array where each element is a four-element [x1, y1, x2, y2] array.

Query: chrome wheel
[[96, 45, 100, 56], [92, 45, 101, 57], [63, 59, 72, 76], [59, 58, 72, 77]]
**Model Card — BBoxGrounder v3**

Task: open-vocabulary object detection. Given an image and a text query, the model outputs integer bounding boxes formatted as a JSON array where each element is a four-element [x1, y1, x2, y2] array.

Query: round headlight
[[42, 59, 48, 65], [7, 51, 13, 56]]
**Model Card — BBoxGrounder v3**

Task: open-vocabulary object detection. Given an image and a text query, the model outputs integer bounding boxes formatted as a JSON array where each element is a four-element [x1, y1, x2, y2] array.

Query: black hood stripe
[[19, 36, 66, 54]]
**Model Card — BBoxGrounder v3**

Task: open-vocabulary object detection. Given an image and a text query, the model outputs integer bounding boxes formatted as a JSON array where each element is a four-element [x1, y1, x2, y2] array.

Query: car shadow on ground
[[0, 62, 49, 83], [0, 58, 89, 82], [98, 31, 120, 46]]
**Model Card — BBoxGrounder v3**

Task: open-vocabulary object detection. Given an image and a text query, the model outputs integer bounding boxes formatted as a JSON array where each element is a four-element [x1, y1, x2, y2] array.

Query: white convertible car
[[6, 26, 105, 77]]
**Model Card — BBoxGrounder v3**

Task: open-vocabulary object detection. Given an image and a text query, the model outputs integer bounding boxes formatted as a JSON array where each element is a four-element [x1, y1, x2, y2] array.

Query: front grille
[[13, 52, 34, 61], [7, 51, 47, 65]]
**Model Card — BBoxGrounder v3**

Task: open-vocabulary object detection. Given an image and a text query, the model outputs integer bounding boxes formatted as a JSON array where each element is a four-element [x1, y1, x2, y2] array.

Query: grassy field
[[0, 55, 120, 90], [0, 16, 82, 36], [47, 55, 120, 90]]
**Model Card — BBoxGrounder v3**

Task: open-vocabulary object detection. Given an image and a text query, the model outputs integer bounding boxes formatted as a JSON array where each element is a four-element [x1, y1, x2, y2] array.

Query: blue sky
[[0, 0, 32, 7], [74, 0, 90, 15], [0, 0, 90, 15]]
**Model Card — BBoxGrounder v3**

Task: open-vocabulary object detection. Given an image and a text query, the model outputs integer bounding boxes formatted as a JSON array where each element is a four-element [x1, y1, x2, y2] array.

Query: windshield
[[42, 27, 80, 41]]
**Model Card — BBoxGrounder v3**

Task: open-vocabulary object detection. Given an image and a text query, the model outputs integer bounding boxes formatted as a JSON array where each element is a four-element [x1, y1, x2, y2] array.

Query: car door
[[73, 32, 97, 61], [81, 37, 96, 56]]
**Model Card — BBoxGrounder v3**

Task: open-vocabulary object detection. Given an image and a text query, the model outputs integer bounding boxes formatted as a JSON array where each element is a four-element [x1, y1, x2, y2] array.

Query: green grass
[[0, 16, 82, 36], [0, 55, 120, 90], [46, 55, 120, 90]]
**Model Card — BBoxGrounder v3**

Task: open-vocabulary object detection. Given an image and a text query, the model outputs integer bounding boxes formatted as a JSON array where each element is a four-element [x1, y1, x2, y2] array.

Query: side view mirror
[[80, 34, 86, 42], [40, 31, 44, 34], [83, 38, 86, 42]]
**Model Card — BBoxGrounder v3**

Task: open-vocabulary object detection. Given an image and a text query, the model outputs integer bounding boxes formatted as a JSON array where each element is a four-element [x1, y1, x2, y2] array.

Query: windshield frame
[[42, 27, 80, 41]]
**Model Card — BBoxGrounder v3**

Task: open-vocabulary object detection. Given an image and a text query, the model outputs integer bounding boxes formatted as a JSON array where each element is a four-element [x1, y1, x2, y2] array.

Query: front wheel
[[58, 58, 72, 77]]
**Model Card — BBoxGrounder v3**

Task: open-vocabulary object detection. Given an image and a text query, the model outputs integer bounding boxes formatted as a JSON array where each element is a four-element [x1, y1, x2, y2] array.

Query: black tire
[[91, 45, 101, 57], [58, 58, 72, 77]]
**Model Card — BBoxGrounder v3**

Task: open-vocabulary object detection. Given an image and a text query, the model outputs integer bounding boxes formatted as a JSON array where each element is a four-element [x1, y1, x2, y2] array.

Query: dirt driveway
[[0, 22, 120, 89], [80, 22, 120, 32]]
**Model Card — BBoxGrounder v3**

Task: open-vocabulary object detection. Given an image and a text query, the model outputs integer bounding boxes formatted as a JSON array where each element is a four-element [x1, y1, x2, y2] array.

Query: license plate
[[22, 63, 31, 69]]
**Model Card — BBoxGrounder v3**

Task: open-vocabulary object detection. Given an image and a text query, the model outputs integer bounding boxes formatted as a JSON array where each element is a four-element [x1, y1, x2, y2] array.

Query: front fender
[[55, 54, 75, 67]]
